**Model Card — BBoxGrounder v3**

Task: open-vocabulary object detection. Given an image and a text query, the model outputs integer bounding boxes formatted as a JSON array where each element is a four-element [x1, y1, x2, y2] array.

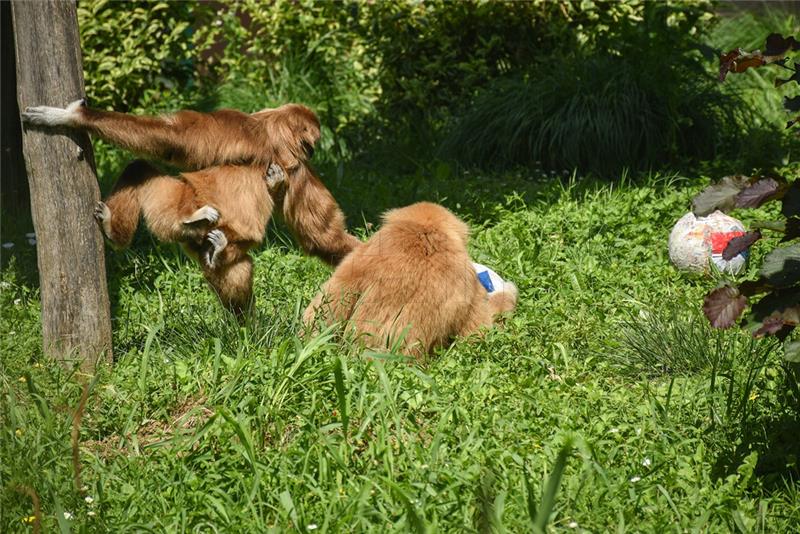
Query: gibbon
[[22, 99, 361, 316], [303, 202, 518, 358]]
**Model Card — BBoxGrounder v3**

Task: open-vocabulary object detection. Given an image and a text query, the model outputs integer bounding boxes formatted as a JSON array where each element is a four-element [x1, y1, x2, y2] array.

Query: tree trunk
[[12, 0, 112, 370]]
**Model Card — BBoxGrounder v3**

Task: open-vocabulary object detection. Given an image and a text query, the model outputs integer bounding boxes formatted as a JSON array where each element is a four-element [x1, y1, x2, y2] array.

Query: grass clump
[[441, 54, 746, 177], [609, 304, 775, 377]]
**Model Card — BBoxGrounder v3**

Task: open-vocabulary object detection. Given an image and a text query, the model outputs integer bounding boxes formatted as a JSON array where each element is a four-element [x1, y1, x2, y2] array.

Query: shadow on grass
[[712, 369, 800, 491]]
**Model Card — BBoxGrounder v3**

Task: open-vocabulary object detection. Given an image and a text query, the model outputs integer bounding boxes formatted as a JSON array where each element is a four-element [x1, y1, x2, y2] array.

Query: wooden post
[[12, 0, 112, 370]]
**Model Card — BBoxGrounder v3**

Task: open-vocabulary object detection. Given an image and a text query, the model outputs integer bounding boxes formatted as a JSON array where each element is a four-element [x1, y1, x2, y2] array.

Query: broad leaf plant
[[693, 33, 799, 361]]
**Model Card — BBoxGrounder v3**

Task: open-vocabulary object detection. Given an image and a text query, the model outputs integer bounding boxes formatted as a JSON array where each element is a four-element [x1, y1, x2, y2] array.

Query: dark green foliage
[[77, 0, 770, 177], [442, 2, 754, 176], [441, 54, 743, 176], [77, 0, 212, 111], [359, 1, 562, 127]]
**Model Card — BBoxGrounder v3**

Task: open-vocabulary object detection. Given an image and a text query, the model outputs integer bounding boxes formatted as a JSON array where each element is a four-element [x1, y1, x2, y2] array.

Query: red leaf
[[722, 230, 761, 260], [703, 286, 748, 329], [754, 315, 788, 337], [734, 178, 782, 208], [719, 49, 766, 81]]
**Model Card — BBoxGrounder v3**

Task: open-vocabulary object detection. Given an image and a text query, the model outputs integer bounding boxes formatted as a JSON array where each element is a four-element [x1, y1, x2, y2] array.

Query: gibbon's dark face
[[291, 105, 321, 160], [263, 103, 321, 162], [301, 139, 315, 159]]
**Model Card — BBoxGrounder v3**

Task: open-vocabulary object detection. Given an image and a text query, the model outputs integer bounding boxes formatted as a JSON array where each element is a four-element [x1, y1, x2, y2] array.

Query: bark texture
[[12, 0, 112, 370]]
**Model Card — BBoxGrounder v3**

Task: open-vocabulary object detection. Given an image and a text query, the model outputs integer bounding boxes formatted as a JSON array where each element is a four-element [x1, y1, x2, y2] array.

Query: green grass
[[1, 168, 799, 532]]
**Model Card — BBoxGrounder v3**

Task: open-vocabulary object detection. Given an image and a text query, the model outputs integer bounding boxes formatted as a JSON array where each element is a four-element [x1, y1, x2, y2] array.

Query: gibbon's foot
[[266, 162, 286, 188], [21, 98, 85, 128], [93, 201, 112, 239], [182, 205, 220, 227], [204, 229, 228, 268]]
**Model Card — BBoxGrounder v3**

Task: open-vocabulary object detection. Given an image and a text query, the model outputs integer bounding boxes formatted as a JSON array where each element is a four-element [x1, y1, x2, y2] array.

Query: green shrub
[[201, 0, 379, 152], [78, 0, 212, 112], [441, 54, 743, 176], [440, 1, 751, 176]]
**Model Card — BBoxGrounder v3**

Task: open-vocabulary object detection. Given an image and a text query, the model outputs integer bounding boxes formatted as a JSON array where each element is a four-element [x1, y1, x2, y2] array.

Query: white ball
[[668, 211, 748, 275], [472, 262, 508, 293]]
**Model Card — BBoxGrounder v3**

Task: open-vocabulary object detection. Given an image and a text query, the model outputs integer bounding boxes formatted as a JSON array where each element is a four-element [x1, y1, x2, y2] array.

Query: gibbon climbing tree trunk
[[12, 0, 112, 370]]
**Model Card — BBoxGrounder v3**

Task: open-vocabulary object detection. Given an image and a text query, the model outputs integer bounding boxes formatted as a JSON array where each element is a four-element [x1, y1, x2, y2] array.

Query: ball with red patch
[[668, 211, 748, 275]]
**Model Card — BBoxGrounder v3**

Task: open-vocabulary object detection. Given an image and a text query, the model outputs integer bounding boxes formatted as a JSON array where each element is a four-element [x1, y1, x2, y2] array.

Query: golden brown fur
[[22, 100, 360, 316], [303, 202, 517, 358]]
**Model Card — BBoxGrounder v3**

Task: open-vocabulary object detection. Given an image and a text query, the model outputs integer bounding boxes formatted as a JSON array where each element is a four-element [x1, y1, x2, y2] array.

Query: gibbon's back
[[346, 202, 484, 354]]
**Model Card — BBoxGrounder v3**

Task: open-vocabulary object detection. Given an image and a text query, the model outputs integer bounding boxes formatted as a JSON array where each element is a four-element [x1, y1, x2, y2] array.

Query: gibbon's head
[[382, 202, 470, 248], [253, 104, 321, 170]]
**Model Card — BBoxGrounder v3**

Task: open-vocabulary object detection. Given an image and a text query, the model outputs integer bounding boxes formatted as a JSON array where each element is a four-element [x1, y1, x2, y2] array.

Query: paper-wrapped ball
[[668, 211, 748, 275]]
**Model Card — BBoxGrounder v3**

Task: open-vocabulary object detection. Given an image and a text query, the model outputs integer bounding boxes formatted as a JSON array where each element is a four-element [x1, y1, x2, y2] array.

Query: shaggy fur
[[303, 202, 517, 358], [22, 100, 361, 316]]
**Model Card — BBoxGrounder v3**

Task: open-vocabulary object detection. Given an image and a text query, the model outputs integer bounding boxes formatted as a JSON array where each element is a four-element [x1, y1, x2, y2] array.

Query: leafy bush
[[441, 54, 742, 176], [77, 1, 213, 112], [197, 1, 379, 159], [441, 1, 752, 176], [357, 1, 562, 126]]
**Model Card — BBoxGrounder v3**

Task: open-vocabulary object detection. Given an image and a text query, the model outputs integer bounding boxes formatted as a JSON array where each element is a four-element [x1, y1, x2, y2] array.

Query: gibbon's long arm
[[22, 99, 267, 170], [281, 166, 363, 266]]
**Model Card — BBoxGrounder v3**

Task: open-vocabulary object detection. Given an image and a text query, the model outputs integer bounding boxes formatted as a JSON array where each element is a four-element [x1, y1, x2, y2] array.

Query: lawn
[[2, 166, 798, 532]]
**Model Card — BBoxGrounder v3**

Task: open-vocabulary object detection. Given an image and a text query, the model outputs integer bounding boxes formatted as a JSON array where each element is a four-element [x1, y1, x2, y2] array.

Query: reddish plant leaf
[[764, 33, 800, 59], [754, 315, 789, 337], [692, 175, 749, 216], [748, 288, 800, 322], [719, 49, 766, 81], [703, 286, 747, 329], [719, 50, 740, 82], [734, 178, 782, 208], [743, 288, 800, 339], [722, 230, 761, 260]]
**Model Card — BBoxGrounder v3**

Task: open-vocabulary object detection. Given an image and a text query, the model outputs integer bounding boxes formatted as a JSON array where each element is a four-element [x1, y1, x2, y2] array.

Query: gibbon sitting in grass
[[302, 202, 518, 358]]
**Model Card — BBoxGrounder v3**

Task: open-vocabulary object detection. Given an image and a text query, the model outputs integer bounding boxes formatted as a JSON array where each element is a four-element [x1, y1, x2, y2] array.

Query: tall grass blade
[[138, 324, 161, 398], [529, 437, 575, 534], [333, 356, 349, 440]]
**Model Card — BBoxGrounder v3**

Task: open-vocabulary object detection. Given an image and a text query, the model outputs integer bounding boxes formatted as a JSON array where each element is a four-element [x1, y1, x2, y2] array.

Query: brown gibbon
[[303, 202, 518, 358], [21, 99, 361, 316]]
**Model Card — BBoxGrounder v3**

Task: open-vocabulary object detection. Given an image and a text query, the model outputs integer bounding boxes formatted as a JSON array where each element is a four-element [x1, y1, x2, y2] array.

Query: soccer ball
[[668, 211, 748, 275]]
